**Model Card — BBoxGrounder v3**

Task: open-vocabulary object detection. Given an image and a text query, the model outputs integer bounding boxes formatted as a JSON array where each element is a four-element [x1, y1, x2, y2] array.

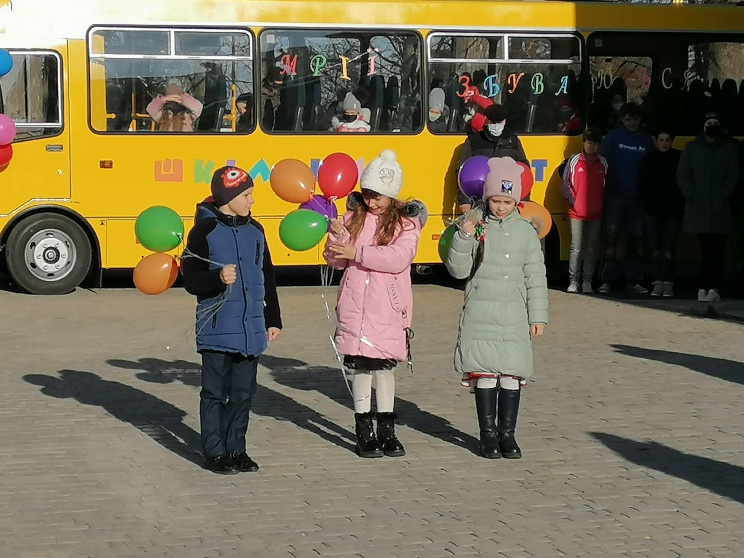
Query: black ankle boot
[[497, 388, 522, 459], [475, 387, 501, 459], [376, 412, 406, 457], [354, 412, 383, 458]]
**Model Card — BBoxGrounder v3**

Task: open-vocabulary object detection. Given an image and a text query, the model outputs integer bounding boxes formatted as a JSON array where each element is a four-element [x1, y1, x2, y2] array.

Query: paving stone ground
[[0, 282, 743, 558]]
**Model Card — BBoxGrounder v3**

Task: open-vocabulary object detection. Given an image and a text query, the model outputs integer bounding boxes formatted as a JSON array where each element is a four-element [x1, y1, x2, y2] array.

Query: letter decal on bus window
[[532, 159, 547, 182], [555, 75, 568, 95], [310, 55, 327, 76], [194, 160, 216, 184], [249, 160, 271, 182], [507, 73, 525, 94], [340, 56, 351, 81], [154, 159, 184, 182], [483, 74, 500, 98], [367, 47, 380, 76], [456, 75, 477, 98], [531, 73, 544, 95], [661, 67, 673, 89], [280, 54, 298, 76]]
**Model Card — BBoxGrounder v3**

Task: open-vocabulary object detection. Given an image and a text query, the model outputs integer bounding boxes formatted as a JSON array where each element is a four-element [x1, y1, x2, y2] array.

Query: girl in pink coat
[[324, 149, 425, 458]]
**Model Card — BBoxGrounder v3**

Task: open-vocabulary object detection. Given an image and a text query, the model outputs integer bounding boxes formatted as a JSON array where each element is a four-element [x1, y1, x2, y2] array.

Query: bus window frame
[[2, 48, 64, 143], [85, 24, 256, 136], [425, 30, 586, 136], [257, 26, 425, 136]]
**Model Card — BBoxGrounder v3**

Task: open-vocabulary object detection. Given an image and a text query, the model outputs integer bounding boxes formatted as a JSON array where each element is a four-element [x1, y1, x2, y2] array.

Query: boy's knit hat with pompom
[[360, 149, 403, 198]]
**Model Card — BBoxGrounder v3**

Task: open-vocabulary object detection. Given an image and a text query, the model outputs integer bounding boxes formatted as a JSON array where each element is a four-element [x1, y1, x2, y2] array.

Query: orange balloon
[[133, 253, 179, 295], [518, 201, 552, 239], [270, 158, 315, 203]]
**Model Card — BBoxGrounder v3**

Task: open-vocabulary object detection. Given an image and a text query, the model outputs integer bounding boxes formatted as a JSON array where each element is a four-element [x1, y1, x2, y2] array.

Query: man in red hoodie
[[561, 127, 607, 294]]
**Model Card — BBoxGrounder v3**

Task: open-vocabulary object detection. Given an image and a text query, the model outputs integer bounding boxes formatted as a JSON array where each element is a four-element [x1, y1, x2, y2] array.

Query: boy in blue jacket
[[183, 166, 282, 474]]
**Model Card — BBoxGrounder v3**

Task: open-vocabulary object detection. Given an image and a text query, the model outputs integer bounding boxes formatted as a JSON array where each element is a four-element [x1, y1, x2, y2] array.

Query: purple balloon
[[299, 195, 338, 226], [458, 155, 490, 199]]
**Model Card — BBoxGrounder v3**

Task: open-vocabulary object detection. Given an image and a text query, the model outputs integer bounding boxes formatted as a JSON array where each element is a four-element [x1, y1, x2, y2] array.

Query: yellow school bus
[[1, 0, 743, 293]]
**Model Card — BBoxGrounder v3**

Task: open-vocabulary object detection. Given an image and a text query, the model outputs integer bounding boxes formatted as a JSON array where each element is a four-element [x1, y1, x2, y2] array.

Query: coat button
[[505, 253, 510, 258]]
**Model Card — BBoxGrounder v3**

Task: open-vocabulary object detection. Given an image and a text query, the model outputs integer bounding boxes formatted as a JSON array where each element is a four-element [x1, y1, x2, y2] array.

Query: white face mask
[[486, 122, 505, 137], [428, 110, 442, 122], [612, 102, 623, 112]]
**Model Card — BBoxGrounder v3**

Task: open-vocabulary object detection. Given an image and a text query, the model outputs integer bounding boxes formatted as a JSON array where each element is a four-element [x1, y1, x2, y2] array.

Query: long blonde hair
[[157, 102, 195, 131], [346, 197, 416, 246]]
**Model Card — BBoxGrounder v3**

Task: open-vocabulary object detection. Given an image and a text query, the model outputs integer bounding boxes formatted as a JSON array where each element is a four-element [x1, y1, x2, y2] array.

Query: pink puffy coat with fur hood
[[323, 205, 423, 362]]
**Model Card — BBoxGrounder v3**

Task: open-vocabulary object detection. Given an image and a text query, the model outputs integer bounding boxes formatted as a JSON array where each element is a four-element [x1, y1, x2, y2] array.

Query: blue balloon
[[0, 50, 12, 77]]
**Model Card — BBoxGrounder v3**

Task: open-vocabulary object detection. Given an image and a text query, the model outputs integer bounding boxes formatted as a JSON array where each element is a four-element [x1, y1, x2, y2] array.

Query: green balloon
[[135, 206, 184, 252], [438, 224, 457, 263], [279, 209, 327, 251]]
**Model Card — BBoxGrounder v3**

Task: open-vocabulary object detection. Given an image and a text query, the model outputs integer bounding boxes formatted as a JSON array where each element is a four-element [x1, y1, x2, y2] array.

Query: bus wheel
[[5, 214, 92, 295]]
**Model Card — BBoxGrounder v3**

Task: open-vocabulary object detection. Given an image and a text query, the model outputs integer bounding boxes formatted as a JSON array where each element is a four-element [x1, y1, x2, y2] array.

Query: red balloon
[[518, 162, 533, 200], [318, 153, 358, 200], [0, 143, 12, 166]]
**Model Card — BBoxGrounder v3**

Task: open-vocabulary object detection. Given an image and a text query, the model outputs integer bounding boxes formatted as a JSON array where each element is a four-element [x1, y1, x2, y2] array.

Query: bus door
[[0, 46, 69, 216]]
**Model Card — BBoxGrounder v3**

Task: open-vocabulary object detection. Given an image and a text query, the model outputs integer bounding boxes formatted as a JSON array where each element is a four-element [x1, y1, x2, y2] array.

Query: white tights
[[352, 369, 395, 413], [475, 375, 520, 390]]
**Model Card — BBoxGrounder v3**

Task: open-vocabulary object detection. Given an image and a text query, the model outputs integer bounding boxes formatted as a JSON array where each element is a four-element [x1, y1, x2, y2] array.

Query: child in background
[[446, 157, 548, 459], [562, 127, 607, 294], [146, 83, 203, 131], [324, 150, 426, 458], [331, 89, 371, 133], [182, 167, 282, 474], [638, 125, 683, 297]]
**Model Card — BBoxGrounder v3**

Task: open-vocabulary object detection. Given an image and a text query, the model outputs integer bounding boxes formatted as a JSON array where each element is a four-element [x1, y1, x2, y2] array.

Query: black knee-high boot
[[497, 388, 522, 459], [354, 412, 383, 458], [474, 388, 501, 459], [376, 412, 406, 457]]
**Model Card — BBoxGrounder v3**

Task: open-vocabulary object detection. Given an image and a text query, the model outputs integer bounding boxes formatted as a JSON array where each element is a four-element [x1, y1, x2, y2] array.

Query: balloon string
[[180, 245, 233, 340]]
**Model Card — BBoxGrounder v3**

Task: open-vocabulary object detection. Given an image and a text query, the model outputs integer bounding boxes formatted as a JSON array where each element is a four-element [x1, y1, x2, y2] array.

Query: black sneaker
[[231, 452, 259, 472], [204, 454, 238, 475]]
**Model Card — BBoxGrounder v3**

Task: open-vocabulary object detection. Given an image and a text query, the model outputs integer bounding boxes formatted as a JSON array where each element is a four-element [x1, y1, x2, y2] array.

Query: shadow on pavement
[[261, 354, 480, 455], [611, 344, 744, 385], [23, 370, 203, 465], [106, 357, 356, 454], [591, 432, 744, 505]]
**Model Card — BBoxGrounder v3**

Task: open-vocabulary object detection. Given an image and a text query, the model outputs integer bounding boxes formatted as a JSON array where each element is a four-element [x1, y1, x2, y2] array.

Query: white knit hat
[[429, 88, 445, 112], [360, 149, 403, 199]]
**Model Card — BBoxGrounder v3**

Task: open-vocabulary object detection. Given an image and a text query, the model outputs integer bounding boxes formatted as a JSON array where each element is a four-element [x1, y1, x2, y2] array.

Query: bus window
[[588, 32, 744, 137], [88, 27, 254, 133], [427, 32, 583, 135], [258, 29, 423, 134], [0, 51, 62, 142]]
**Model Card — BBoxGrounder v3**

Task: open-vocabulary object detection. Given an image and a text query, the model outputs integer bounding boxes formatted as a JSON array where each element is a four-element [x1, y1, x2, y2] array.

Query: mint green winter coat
[[445, 209, 548, 378]]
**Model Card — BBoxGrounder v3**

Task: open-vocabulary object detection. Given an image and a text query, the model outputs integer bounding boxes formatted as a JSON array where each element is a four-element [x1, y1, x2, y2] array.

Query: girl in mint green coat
[[446, 157, 548, 459]]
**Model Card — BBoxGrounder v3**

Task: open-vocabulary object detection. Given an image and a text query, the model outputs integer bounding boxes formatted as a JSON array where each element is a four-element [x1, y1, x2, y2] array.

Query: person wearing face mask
[[331, 90, 371, 133], [456, 104, 529, 213], [677, 112, 739, 302], [428, 87, 449, 134]]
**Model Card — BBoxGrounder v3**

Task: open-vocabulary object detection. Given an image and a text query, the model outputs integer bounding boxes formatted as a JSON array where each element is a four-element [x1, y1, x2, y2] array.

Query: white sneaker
[[597, 282, 611, 294], [662, 282, 674, 297], [698, 288, 708, 302], [627, 282, 649, 295], [567, 281, 579, 293], [650, 280, 663, 297], [707, 289, 721, 302], [581, 281, 593, 294]]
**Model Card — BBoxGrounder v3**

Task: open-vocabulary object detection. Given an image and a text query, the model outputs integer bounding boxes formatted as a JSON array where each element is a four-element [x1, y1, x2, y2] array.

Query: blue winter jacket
[[602, 126, 654, 199], [182, 203, 282, 357]]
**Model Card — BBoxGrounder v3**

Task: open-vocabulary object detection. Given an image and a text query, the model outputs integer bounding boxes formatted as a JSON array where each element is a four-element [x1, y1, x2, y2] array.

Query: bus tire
[[5, 213, 92, 295]]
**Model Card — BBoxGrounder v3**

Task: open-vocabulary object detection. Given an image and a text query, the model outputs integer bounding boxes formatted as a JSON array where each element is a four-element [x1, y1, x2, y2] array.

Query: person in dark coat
[[456, 104, 529, 213], [182, 166, 283, 474], [677, 112, 739, 302], [638, 125, 683, 297]]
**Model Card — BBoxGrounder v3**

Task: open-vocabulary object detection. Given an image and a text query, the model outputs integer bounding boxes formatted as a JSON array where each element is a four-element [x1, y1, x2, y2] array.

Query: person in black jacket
[[638, 125, 683, 297], [182, 166, 282, 474], [456, 104, 529, 213]]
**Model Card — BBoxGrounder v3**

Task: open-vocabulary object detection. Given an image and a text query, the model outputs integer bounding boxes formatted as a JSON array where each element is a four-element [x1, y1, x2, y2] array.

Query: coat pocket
[[388, 280, 403, 312]]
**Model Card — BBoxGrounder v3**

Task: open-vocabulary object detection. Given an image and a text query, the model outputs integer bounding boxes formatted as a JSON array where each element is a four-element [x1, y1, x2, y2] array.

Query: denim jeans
[[568, 218, 602, 282], [601, 197, 644, 282]]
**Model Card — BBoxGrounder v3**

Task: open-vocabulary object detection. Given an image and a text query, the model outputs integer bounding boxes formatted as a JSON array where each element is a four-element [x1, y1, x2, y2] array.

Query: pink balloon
[[0, 115, 15, 145]]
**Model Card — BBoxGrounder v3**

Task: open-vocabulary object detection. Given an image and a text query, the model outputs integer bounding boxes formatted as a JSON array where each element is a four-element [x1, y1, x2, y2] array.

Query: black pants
[[697, 233, 727, 291], [200, 350, 258, 458]]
